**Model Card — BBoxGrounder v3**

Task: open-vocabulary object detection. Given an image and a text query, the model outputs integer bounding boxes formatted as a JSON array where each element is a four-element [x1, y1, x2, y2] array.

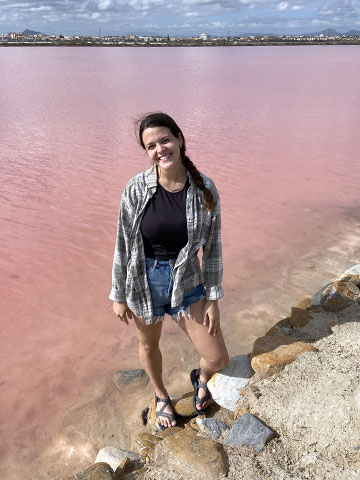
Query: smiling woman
[[110, 112, 229, 430]]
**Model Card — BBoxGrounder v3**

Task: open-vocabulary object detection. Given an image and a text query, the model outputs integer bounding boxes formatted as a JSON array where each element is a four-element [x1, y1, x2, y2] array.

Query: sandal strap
[[195, 370, 212, 406], [155, 395, 176, 419]]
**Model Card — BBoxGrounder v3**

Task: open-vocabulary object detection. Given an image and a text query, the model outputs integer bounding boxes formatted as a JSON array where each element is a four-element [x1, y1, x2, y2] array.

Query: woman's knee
[[206, 352, 229, 372], [138, 338, 160, 354]]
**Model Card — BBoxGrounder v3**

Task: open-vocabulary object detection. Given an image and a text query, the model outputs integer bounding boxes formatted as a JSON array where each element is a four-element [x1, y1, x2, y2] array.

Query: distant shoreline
[[1, 41, 360, 47]]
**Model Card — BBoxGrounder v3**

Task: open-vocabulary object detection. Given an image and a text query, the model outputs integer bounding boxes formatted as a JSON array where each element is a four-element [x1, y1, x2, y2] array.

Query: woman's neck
[[156, 164, 187, 183]]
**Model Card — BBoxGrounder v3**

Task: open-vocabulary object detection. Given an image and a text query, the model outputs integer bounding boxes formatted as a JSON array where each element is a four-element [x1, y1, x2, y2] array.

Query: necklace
[[159, 172, 187, 193]]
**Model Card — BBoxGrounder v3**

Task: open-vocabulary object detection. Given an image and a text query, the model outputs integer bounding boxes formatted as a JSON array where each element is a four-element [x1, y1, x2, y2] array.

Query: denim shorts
[[145, 256, 206, 324]]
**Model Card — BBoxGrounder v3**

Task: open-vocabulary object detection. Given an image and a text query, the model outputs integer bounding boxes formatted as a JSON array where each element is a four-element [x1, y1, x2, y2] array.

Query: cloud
[[0, 0, 359, 36], [182, 0, 216, 5], [277, 2, 288, 11]]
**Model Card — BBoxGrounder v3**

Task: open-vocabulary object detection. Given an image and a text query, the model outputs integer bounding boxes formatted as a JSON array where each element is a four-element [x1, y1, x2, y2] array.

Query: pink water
[[1, 46, 360, 479]]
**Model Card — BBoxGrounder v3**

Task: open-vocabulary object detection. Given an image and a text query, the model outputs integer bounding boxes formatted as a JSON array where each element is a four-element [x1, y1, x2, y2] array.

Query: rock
[[212, 406, 234, 426], [75, 462, 115, 480], [207, 355, 254, 412], [265, 325, 280, 336], [173, 391, 197, 417], [123, 466, 147, 479], [252, 335, 296, 356], [153, 428, 227, 480], [289, 307, 313, 328], [337, 264, 360, 286], [113, 369, 148, 390], [196, 417, 229, 440], [114, 457, 130, 479], [296, 298, 311, 310], [275, 317, 291, 327], [157, 425, 184, 438], [234, 403, 250, 420], [224, 413, 276, 452], [95, 447, 141, 472], [251, 335, 317, 374], [135, 433, 161, 457], [311, 281, 360, 311]]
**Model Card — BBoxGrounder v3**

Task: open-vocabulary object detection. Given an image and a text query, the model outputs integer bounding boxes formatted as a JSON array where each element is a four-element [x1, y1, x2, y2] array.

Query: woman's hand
[[203, 300, 220, 336], [113, 302, 133, 325]]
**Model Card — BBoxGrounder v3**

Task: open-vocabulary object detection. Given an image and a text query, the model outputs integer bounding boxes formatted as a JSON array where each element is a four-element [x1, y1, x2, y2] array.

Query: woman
[[110, 113, 229, 430]]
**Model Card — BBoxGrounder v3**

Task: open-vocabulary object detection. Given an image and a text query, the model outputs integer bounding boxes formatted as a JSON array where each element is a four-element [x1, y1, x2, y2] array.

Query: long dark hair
[[137, 112, 214, 210]]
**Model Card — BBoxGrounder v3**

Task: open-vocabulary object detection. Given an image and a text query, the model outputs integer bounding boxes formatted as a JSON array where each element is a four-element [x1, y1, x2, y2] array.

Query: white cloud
[[98, 0, 111, 10], [277, 2, 288, 11], [183, 0, 216, 5], [211, 20, 226, 27], [185, 11, 200, 16], [311, 19, 332, 26], [292, 5, 303, 11]]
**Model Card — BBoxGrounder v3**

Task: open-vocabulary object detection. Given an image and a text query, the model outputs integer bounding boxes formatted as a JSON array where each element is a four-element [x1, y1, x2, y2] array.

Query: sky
[[1, 0, 360, 36]]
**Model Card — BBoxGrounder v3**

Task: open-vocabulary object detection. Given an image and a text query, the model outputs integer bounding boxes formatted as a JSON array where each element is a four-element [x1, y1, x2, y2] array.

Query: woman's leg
[[134, 316, 176, 428], [178, 299, 229, 411]]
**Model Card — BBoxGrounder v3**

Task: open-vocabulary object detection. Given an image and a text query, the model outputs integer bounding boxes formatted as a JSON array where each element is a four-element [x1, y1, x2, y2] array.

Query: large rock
[[207, 355, 254, 412], [311, 281, 360, 311], [95, 447, 141, 472], [251, 335, 317, 374], [75, 463, 115, 480], [153, 428, 227, 480], [196, 417, 229, 440], [224, 413, 275, 452], [135, 433, 161, 458], [289, 307, 313, 328], [337, 264, 360, 286]]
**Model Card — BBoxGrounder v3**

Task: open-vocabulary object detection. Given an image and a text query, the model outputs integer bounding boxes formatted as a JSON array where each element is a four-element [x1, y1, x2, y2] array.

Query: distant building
[[199, 32, 211, 41]]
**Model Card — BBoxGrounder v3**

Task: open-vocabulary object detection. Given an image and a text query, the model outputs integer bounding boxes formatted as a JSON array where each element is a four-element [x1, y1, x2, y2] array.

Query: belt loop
[[154, 259, 158, 268]]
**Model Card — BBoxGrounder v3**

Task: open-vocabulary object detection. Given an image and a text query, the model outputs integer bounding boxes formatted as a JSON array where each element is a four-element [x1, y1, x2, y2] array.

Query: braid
[[183, 156, 214, 210]]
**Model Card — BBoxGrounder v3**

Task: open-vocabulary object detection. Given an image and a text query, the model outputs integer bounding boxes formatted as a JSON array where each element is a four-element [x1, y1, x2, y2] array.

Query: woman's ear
[[178, 134, 184, 148]]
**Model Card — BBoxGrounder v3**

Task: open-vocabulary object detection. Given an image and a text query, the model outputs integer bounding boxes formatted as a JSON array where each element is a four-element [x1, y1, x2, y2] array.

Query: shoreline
[[2, 211, 359, 480]]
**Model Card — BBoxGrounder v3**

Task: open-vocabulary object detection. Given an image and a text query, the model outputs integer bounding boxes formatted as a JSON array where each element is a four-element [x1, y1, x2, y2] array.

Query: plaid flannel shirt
[[109, 164, 223, 324]]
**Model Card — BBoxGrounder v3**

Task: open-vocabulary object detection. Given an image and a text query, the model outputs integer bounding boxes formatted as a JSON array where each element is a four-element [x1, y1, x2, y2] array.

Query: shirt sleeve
[[109, 186, 133, 303], [202, 185, 224, 301]]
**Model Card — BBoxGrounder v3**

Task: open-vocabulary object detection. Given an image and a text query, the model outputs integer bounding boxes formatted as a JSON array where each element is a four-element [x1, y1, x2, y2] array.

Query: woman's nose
[[156, 144, 164, 154]]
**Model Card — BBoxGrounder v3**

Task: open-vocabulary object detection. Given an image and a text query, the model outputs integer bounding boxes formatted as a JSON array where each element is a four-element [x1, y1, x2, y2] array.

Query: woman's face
[[142, 126, 183, 172]]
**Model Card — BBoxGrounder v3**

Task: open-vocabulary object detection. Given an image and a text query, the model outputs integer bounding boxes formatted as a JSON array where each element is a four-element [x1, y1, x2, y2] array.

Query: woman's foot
[[196, 379, 213, 411], [190, 369, 213, 414], [155, 393, 177, 429]]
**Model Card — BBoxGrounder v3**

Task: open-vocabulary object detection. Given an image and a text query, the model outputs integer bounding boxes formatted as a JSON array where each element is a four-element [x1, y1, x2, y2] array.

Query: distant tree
[[60, 35, 64, 38]]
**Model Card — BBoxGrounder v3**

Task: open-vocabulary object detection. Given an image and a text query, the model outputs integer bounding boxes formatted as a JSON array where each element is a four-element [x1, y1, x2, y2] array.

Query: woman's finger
[[208, 316, 214, 336]]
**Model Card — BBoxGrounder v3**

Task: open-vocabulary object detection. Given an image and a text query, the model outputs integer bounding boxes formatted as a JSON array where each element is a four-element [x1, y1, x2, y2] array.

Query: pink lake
[[0, 46, 360, 479]]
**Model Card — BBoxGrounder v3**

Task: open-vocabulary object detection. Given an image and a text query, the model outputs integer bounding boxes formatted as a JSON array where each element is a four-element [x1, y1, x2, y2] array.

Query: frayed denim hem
[[171, 305, 192, 323], [145, 315, 165, 325], [144, 306, 193, 325]]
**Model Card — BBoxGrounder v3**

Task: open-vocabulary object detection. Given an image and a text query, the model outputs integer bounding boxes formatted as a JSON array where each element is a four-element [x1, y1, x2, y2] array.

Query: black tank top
[[140, 180, 189, 260]]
